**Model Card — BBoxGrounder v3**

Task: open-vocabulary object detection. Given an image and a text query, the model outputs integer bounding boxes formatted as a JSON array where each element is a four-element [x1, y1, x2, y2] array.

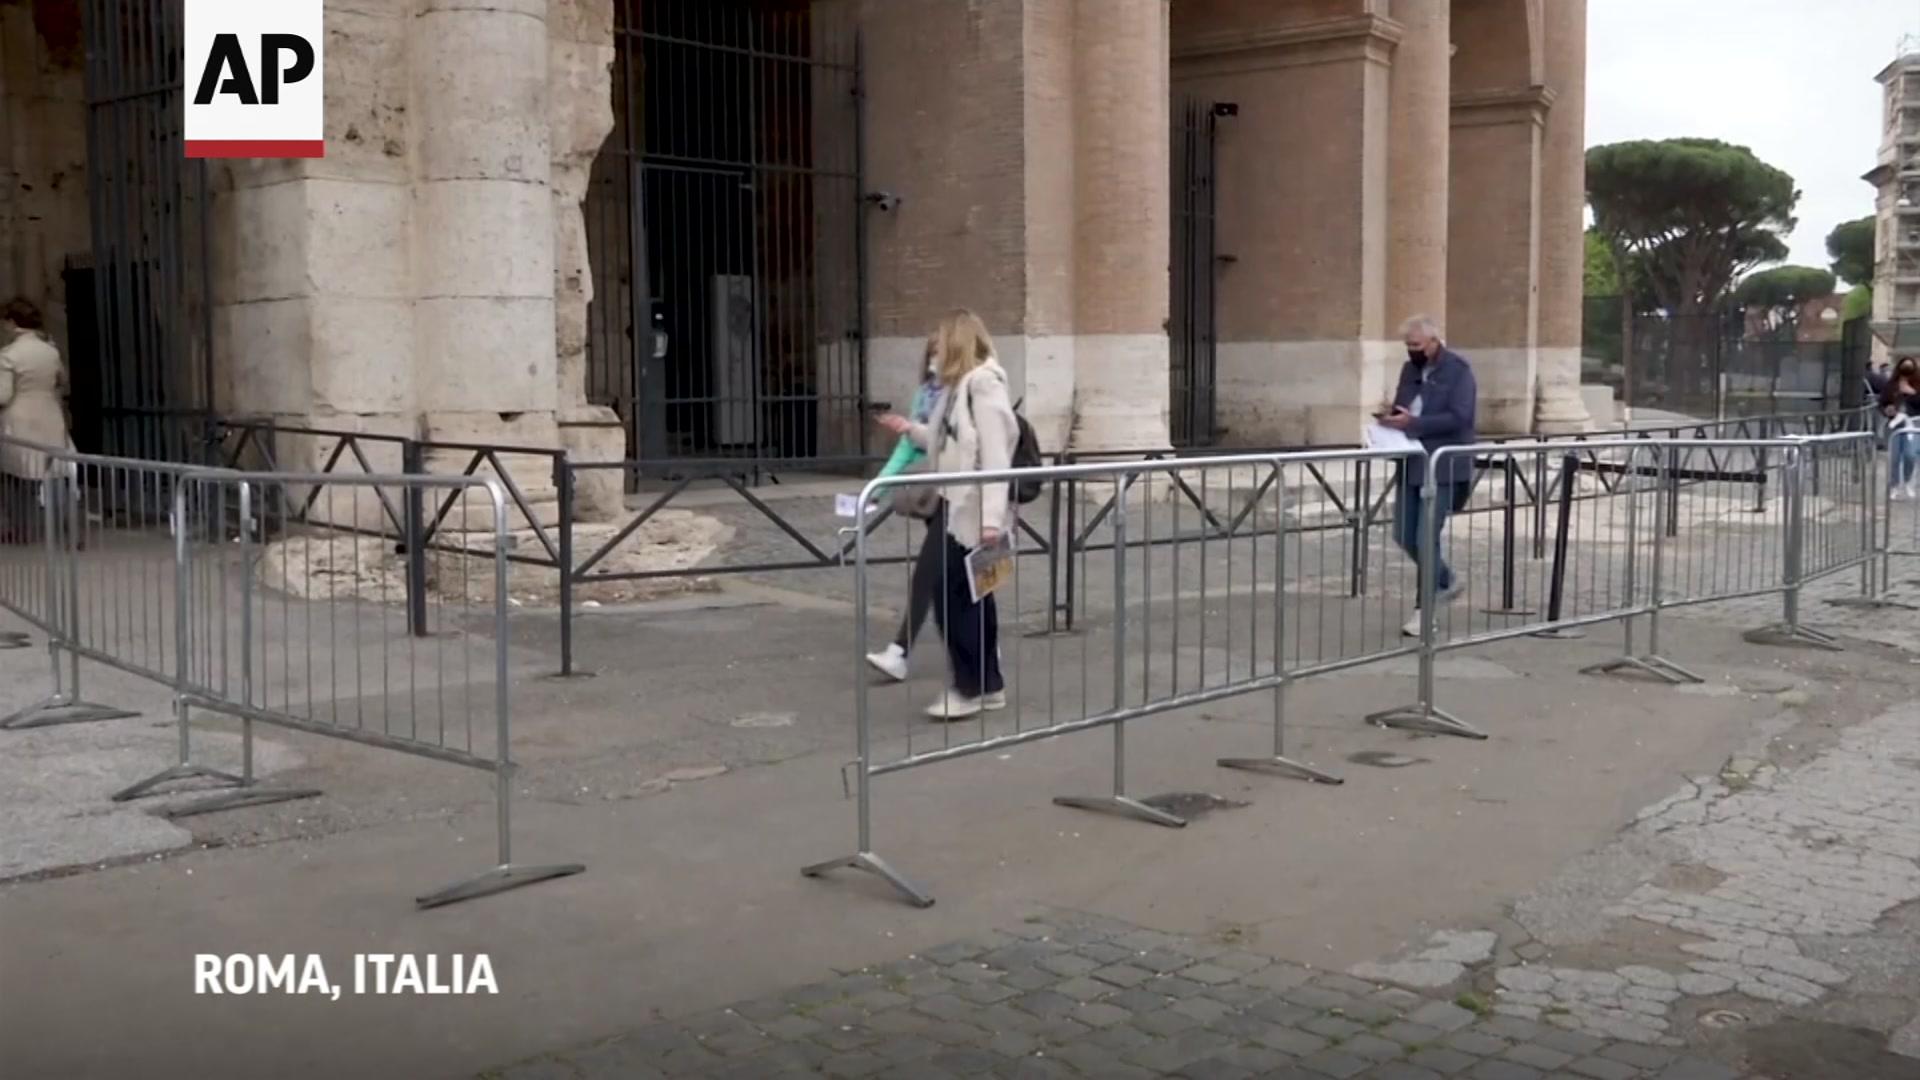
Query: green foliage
[[1735, 265, 1836, 310], [1587, 138, 1799, 316], [1826, 216, 1875, 287], [1843, 284, 1874, 322], [1584, 229, 1619, 295]]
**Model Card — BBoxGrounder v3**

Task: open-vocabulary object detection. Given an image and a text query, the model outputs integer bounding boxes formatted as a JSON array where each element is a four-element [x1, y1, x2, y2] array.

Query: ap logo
[[184, 0, 325, 158]]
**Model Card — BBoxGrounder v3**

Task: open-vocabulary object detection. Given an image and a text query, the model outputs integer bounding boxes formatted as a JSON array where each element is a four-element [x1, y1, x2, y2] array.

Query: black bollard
[[1533, 452, 1583, 639]]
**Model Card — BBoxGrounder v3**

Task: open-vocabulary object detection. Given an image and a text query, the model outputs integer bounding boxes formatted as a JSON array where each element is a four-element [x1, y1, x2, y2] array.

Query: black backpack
[[1010, 400, 1043, 505]]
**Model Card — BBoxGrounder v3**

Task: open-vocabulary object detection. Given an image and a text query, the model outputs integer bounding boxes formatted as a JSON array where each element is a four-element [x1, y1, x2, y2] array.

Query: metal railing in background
[[191, 407, 1880, 681], [214, 419, 584, 676]]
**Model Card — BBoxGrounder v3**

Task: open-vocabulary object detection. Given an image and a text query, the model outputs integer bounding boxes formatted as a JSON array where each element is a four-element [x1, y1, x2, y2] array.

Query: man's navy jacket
[[1391, 346, 1479, 487]]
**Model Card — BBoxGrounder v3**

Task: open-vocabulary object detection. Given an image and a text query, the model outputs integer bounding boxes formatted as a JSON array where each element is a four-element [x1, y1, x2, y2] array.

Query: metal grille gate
[[77, 0, 214, 463], [586, 0, 867, 467], [1170, 96, 1221, 448]]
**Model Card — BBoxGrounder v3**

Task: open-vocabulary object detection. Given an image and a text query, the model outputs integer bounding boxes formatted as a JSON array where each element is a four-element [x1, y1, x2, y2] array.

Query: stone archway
[[1445, 0, 1548, 434], [1446, 0, 1591, 433]]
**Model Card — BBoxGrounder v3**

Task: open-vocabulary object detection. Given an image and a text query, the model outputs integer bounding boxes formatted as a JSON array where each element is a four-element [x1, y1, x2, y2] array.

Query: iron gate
[[78, 0, 214, 463], [586, 0, 867, 467], [1170, 96, 1221, 448]]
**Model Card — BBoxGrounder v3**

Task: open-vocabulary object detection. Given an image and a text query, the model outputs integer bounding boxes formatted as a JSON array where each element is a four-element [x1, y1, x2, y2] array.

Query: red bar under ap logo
[[184, 0, 326, 160]]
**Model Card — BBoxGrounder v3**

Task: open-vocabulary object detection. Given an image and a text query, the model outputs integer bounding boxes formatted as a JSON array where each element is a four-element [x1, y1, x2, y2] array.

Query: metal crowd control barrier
[[1367, 437, 1813, 738], [0, 440, 583, 908], [1, 445, 164, 729], [128, 469, 584, 907], [803, 450, 1422, 907], [1740, 432, 1876, 648], [0, 439, 60, 656], [1218, 448, 1428, 772]]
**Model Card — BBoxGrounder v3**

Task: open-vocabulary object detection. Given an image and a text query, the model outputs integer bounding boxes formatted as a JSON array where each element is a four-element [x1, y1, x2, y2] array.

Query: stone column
[[411, 0, 558, 520], [1067, 0, 1172, 452], [1386, 0, 1450, 334], [1533, 0, 1594, 433], [410, 0, 557, 444], [1446, 86, 1547, 434], [213, 0, 415, 470], [549, 0, 624, 519]]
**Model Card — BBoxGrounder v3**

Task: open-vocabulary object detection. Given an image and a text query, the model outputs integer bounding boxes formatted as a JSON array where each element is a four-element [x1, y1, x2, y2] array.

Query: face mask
[[1407, 348, 1426, 364]]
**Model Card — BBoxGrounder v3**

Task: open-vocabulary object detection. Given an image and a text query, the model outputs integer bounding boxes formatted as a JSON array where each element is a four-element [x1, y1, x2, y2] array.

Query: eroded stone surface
[[1477, 706, 1920, 1047], [1349, 930, 1498, 989]]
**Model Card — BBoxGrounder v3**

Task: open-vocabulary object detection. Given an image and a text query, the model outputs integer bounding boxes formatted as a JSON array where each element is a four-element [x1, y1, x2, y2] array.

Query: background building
[[1868, 46, 1920, 355], [0, 0, 1592, 489]]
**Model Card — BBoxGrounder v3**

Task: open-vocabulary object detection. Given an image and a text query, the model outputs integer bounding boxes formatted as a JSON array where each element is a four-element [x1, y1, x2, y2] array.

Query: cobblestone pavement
[[1363, 705, 1920, 1051], [488, 910, 1757, 1080], [490, 699, 1920, 1080]]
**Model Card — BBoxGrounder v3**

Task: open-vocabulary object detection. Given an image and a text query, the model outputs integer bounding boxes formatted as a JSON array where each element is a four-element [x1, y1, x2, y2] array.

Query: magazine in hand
[[967, 531, 1015, 604]]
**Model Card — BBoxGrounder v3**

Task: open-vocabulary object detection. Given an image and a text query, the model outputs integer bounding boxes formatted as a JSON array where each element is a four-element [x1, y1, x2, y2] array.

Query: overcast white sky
[[1588, 0, 1920, 274]]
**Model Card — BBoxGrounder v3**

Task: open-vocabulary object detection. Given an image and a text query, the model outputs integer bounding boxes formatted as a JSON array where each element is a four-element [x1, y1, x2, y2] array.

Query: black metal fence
[[1582, 297, 1869, 420], [584, 0, 866, 469], [194, 402, 1873, 682], [1170, 97, 1223, 448], [76, 0, 213, 463]]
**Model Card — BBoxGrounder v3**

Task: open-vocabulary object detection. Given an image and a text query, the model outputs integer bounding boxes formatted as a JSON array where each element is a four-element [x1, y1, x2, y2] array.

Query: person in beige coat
[[878, 309, 1019, 719], [0, 299, 75, 542]]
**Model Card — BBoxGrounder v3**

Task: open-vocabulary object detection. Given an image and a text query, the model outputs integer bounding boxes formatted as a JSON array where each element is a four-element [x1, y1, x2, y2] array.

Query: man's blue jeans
[[1395, 474, 1460, 597]]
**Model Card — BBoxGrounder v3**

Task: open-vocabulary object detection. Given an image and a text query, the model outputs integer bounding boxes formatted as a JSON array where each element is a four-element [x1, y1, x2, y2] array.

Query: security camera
[[865, 191, 903, 212]]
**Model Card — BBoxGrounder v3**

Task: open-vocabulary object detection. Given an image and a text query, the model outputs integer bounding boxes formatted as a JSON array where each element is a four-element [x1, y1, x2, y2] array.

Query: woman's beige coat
[[906, 357, 1018, 550], [0, 331, 73, 479]]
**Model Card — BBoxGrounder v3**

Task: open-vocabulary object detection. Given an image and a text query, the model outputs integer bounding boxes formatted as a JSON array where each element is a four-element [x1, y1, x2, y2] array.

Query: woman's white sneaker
[[865, 643, 909, 681], [925, 692, 985, 720], [983, 691, 1007, 711]]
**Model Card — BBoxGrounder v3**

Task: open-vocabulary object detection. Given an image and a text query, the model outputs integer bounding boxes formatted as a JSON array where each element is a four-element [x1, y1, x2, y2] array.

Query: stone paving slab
[[484, 913, 1771, 1080]]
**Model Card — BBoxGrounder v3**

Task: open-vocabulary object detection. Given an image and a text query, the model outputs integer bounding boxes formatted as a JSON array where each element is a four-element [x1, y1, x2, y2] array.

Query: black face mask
[[1408, 348, 1427, 364]]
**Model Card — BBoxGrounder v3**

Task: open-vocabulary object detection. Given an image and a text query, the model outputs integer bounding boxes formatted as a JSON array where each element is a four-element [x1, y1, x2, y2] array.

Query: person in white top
[[876, 310, 1019, 720], [0, 298, 75, 543]]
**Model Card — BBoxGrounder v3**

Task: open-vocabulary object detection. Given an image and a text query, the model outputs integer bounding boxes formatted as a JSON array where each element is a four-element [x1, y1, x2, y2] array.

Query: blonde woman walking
[[876, 310, 1018, 719]]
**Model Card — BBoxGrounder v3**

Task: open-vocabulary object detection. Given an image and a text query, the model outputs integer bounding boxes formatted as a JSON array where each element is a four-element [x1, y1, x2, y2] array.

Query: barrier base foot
[[544, 669, 597, 682], [1364, 704, 1488, 740], [1217, 755, 1345, 785], [160, 785, 323, 819], [1052, 794, 1187, 828], [1742, 623, 1843, 652], [415, 862, 586, 910], [1, 696, 139, 731], [1482, 606, 1538, 618], [111, 763, 246, 803], [0, 632, 28, 650], [802, 851, 935, 909], [1580, 655, 1705, 685], [1826, 596, 1917, 611]]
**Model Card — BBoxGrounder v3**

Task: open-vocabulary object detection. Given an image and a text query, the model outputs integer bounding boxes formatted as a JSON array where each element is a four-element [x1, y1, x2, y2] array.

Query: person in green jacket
[[867, 344, 943, 681]]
